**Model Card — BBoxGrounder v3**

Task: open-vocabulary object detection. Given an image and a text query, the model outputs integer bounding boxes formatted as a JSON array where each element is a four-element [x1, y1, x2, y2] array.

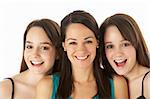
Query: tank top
[[51, 74, 115, 99], [136, 71, 150, 99], [5, 78, 14, 99]]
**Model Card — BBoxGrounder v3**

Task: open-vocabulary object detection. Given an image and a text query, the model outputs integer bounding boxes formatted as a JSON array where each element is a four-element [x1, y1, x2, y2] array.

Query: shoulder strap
[[141, 71, 150, 96], [51, 74, 60, 99], [5, 78, 14, 99], [109, 78, 115, 99]]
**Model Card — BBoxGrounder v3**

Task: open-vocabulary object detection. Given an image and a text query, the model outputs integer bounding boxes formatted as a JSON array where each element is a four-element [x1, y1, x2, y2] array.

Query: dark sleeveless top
[[136, 71, 150, 99], [5, 78, 14, 99]]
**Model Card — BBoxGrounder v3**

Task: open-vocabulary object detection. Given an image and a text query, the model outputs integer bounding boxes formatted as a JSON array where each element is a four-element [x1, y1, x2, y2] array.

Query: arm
[[0, 80, 12, 99], [36, 76, 53, 99], [113, 75, 129, 99]]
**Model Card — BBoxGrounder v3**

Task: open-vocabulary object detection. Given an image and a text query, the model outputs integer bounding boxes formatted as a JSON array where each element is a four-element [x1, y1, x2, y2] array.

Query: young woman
[[0, 19, 61, 99], [37, 10, 128, 99], [99, 13, 150, 99]]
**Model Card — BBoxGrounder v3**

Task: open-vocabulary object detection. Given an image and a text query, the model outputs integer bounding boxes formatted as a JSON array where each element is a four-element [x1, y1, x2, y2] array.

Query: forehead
[[26, 26, 50, 42], [65, 23, 95, 39], [104, 26, 124, 41]]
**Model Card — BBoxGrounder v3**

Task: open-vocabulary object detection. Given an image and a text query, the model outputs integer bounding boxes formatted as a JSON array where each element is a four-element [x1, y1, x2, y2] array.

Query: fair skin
[[104, 25, 150, 99], [63, 23, 98, 98], [0, 27, 56, 99], [37, 23, 128, 99]]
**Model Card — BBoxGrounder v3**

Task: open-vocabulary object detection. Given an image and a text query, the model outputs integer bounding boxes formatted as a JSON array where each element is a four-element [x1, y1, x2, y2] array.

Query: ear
[[62, 42, 66, 51]]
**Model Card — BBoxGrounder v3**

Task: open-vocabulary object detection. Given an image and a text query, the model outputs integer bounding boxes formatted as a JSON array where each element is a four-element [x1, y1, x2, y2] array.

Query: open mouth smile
[[75, 55, 89, 60], [30, 61, 44, 66], [114, 59, 127, 67]]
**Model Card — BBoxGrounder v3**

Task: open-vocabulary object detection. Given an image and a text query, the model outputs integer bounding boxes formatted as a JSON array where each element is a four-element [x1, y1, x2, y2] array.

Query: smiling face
[[104, 26, 138, 75], [24, 26, 56, 74], [63, 23, 98, 70]]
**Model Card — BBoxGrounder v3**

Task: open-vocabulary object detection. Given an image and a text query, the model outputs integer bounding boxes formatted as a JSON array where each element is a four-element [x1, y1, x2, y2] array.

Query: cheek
[[126, 48, 136, 61], [44, 55, 56, 70], [24, 51, 29, 61], [66, 47, 75, 55], [105, 50, 112, 60], [24, 49, 31, 57], [90, 48, 97, 56], [45, 51, 56, 61], [23, 51, 31, 67]]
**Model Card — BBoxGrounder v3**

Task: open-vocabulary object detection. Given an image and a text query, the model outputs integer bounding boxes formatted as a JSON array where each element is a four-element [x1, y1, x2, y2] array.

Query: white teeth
[[114, 59, 125, 63], [31, 61, 43, 65], [76, 56, 88, 60]]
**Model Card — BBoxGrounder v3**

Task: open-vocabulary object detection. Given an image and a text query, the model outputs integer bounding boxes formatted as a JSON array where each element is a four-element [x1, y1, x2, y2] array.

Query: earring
[[96, 46, 99, 48], [64, 48, 66, 51]]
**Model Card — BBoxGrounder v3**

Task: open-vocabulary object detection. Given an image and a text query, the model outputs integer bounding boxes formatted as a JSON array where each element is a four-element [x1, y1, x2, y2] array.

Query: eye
[[85, 40, 93, 44], [25, 45, 33, 49], [41, 46, 50, 50], [105, 44, 113, 49], [69, 42, 77, 45], [122, 42, 131, 47]]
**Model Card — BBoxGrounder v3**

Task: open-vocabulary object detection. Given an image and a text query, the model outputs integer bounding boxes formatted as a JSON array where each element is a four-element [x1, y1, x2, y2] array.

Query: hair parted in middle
[[57, 10, 112, 98]]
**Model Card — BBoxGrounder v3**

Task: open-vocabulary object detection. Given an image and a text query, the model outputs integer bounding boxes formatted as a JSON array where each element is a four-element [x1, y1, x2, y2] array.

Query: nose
[[32, 48, 40, 57], [76, 43, 87, 52], [114, 47, 123, 57]]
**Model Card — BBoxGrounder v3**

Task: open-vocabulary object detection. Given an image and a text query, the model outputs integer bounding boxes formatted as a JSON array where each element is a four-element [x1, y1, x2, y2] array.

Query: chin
[[116, 71, 126, 76]]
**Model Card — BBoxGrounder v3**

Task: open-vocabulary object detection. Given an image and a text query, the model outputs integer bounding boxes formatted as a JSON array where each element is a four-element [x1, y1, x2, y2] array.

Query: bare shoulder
[[144, 70, 150, 86], [39, 75, 52, 86], [36, 75, 53, 99], [0, 79, 13, 99], [144, 70, 150, 98], [37, 75, 53, 92], [113, 75, 129, 99]]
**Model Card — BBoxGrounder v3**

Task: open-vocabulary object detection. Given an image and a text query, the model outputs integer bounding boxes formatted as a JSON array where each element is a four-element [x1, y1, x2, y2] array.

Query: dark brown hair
[[57, 10, 111, 98], [20, 19, 61, 75], [99, 13, 150, 75]]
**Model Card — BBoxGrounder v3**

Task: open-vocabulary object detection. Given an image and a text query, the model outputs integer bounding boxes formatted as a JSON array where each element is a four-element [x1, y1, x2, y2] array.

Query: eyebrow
[[105, 40, 128, 44], [40, 42, 52, 45], [66, 38, 76, 41], [66, 36, 95, 41], [84, 36, 94, 40], [26, 41, 32, 44], [26, 41, 52, 45], [121, 40, 129, 42], [104, 42, 112, 44]]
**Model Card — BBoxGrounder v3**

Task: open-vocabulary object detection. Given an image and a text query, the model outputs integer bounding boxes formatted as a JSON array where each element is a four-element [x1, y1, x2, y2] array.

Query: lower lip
[[115, 61, 126, 67], [32, 64, 41, 67], [116, 62, 126, 68]]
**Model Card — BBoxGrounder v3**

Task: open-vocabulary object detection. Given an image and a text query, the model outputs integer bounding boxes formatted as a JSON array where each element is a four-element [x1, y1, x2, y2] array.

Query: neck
[[72, 66, 95, 83], [19, 70, 45, 86], [124, 63, 148, 81]]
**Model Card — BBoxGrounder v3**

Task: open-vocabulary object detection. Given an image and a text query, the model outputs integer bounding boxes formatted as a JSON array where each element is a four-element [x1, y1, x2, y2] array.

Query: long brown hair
[[20, 19, 61, 74], [57, 10, 111, 98], [99, 13, 150, 75]]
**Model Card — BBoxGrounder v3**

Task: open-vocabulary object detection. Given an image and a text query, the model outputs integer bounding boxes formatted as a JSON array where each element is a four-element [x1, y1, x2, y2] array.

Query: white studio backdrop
[[0, 0, 150, 81]]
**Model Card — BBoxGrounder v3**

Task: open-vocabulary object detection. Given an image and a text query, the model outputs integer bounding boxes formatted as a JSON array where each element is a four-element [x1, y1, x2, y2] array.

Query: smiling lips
[[114, 59, 127, 67], [75, 55, 89, 60], [30, 61, 44, 67]]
